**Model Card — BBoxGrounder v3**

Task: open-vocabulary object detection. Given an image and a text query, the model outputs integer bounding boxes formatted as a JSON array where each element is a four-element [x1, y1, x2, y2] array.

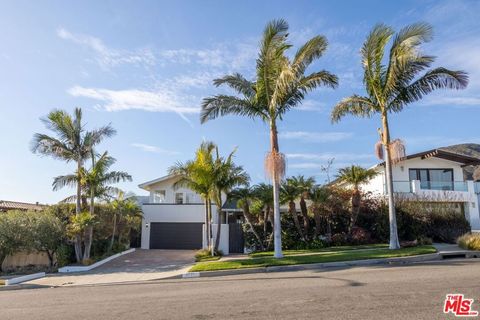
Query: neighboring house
[[346, 148, 480, 230], [138, 174, 245, 254], [0, 200, 45, 212]]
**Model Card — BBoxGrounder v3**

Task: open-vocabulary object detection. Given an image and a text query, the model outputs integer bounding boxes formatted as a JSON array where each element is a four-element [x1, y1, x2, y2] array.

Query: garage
[[149, 222, 203, 249]]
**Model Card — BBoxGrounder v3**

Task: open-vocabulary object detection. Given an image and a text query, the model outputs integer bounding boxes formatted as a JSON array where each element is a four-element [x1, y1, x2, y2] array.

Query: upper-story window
[[153, 190, 166, 203], [409, 168, 454, 190], [175, 192, 184, 204], [185, 192, 201, 204]]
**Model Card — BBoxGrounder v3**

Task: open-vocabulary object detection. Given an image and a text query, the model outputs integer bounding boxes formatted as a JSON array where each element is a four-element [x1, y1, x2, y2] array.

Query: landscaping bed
[[190, 245, 437, 272]]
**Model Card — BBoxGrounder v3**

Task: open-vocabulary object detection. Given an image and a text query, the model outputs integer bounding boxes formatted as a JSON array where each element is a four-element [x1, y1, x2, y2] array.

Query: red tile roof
[[0, 200, 45, 211]]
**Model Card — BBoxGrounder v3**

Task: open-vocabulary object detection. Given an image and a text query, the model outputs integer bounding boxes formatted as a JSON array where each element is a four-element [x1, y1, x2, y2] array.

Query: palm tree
[[287, 175, 315, 238], [211, 148, 250, 252], [280, 181, 305, 241], [337, 165, 378, 234], [309, 186, 331, 239], [32, 108, 115, 261], [331, 23, 468, 249], [110, 191, 140, 251], [169, 142, 217, 250], [229, 187, 265, 251], [201, 19, 338, 258], [52, 151, 131, 260], [252, 183, 274, 237]]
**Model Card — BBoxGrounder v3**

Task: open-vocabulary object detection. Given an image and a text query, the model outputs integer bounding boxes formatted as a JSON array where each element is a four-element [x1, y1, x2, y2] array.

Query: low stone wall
[[2, 251, 53, 270]]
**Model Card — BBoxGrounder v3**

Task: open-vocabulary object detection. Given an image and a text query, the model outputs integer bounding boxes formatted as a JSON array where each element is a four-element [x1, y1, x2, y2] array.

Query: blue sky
[[1, 0, 479, 204]]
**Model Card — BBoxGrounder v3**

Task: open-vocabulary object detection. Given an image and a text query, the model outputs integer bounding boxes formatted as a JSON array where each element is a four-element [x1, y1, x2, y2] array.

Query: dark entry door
[[149, 222, 203, 249], [229, 223, 244, 253]]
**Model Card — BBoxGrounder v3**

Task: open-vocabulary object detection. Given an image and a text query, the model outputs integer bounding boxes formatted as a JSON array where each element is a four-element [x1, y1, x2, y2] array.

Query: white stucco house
[[354, 148, 480, 230], [138, 174, 245, 255]]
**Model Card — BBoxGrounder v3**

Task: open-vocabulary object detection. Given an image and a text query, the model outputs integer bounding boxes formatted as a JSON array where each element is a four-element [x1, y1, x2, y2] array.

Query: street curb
[[58, 248, 136, 273], [4, 272, 46, 286], [184, 253, 442, 278]]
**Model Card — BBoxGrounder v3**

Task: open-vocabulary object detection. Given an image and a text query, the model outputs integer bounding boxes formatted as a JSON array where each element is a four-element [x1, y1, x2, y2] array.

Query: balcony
[[384, 180, 476, 202]]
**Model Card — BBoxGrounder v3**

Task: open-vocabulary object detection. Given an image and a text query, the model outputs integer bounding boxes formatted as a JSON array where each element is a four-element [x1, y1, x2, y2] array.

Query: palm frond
[[293, 35, 328, 74], [331, 95, 376, 123], [31, 133, 75, 160], [390, 68, 469, 110], [361, 24, 394, 100], [200, 95, 268, 123], [52, 174, 78, 191], [213, 73, 256, 98]]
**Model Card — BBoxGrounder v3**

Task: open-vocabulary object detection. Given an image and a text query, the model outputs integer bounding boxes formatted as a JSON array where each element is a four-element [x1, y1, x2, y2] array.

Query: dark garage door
[[150, 222, 203, 249]]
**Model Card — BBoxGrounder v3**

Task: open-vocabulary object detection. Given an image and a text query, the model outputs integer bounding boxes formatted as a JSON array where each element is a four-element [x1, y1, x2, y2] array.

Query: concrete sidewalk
[[25, 266, 192, 287]]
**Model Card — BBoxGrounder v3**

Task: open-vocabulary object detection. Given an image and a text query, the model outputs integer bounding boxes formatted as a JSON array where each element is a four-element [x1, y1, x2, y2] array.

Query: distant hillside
[[439, 143, 480, 180]]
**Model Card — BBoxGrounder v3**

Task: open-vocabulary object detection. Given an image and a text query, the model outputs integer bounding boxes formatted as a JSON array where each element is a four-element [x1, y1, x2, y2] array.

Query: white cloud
[[68, 85, 199, 124], [279, 131, 353, 143], [57, 27, 155, 69], [295, 100, 326, 112], [131, 143, 180, 156]]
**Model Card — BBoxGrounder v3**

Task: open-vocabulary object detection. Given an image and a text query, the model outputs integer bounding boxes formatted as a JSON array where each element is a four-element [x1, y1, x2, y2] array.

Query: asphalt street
[[1, 259, 479, 319]]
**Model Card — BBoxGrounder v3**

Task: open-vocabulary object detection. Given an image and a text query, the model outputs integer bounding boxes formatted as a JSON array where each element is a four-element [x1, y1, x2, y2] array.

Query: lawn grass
[[190, 245, 436, 272], [249, 243, 389, 257], [196, 255, 222, 262]]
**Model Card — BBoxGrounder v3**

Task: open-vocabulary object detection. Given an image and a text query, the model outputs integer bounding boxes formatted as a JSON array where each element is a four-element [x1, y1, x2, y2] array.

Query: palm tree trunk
[[270, 121, 283, 258], [214, 193, 222, 253], [74, 160, 83, 262], [263, 205, 268, 237], [207, 198, 213, 252], [203, 199, 209, 249], [313, 207, 322, 238], [299, 197, 310, 239], [83, 191, 95, 261], [349, 189, 361, 235], [110, 212, 117, 251], [382, 112, 400, 249], [289, 201, 305, 241], [214, 208, 222, 253], [243, 204, 264, 251]]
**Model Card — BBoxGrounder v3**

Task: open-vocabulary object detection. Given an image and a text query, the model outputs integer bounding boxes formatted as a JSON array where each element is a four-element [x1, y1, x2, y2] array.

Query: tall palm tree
[[280, 181, 305, 241], [229, 187, 265, 251], [287, 175, 315, 238], [331, 23, 468, 249], [337, 165, 378, 234], [52, 151, 131, 260], [211, 147, 250, 252], [169, 142, 216, 250], [32, 108, 115, 261], [201, 20, 338, 258]]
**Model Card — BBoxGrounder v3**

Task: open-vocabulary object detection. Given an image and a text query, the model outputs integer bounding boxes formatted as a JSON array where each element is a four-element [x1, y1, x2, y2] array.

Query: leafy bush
[[195, 249, 222, 262], [457, 233, 480, 250], [56, 244, 74, 267], [331, 233, 348, 246], [0, 210, 66, 271]]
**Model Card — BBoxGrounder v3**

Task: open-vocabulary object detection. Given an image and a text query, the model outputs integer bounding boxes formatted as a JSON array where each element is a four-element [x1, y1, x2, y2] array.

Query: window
[[175, 192, 184, 204], [185, 193, 199, 204], [153, 190, 166, 203], [409, 169, 454, 190]]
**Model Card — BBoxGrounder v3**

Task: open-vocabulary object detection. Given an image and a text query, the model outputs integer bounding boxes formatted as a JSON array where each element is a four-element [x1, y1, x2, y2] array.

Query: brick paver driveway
[[94, 249, 196, 273], [26, 249, 196, 287]]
